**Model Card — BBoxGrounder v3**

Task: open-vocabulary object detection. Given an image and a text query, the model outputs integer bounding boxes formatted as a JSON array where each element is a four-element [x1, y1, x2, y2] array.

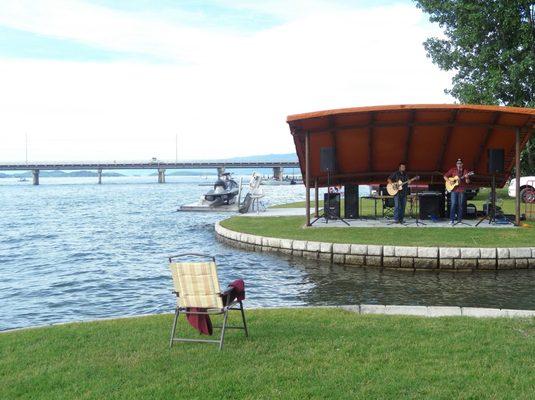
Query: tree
[[415, 0, 535, 174]]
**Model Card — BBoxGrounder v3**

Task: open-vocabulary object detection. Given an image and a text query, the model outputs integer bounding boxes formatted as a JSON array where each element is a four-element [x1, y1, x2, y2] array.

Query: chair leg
[[169, 307, 180, 348], [239, 301, 248, 337], [219, 310, 229, 350]]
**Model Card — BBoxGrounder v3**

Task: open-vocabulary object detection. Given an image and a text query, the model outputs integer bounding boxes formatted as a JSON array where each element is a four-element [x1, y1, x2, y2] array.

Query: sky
[[0, 0, 454, 162]]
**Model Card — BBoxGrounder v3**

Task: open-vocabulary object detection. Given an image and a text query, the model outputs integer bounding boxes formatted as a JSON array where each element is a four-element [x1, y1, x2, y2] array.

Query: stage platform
[[239, 208, 517, 227], [309, 217, 516, 228]]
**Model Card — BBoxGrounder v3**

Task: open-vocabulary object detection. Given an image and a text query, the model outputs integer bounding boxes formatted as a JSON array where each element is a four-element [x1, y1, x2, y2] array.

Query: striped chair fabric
[[169, 262, 223, 309]]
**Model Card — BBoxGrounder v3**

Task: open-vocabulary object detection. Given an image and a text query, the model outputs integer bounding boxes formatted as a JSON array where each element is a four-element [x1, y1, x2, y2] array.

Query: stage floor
[[240, 208, 517, 228], [309, 217, 516, 228]]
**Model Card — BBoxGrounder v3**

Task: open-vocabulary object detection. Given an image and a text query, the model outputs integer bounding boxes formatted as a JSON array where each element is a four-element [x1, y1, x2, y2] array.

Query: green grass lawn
[[1, 309, 534, 399], [221, 216, 535, 247]]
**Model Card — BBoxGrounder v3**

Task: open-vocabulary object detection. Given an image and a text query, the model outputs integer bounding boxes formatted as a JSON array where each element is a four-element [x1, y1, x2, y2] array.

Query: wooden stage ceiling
[[288, 104, 535, 188]]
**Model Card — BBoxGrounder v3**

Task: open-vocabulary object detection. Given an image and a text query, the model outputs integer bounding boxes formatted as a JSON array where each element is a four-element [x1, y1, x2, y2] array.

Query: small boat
[[203, 173, 239, 206], [18, 177, 28, 182]]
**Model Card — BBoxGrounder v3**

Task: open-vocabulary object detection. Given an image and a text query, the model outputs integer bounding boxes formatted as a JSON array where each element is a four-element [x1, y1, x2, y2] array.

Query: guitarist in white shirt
[[444, 158, 471, 225], [387, 162, 409, 223]]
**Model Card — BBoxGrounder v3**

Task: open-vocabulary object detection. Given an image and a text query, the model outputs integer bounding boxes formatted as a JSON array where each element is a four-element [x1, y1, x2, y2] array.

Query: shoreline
[[215, 221, 535, 271], [2, 304, 534, 334]]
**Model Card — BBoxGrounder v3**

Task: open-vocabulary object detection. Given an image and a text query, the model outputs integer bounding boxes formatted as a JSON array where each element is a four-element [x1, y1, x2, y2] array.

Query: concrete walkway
[[241, 207, 312, 217], [309, 217, 516, 228], [340, 304, 535, 318]]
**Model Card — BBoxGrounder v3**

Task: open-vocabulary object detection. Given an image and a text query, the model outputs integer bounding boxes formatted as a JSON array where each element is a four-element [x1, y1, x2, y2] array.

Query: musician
[[444, 158, 470, 225], [387, 162, 409, 223]]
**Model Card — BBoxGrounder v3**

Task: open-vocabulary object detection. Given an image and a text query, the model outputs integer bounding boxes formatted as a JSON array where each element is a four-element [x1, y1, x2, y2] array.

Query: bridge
[[0, 161, 301, 185]]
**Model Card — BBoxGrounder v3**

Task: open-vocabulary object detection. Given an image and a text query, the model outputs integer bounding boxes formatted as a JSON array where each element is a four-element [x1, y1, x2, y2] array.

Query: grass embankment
[[1, 309, 534, 399], [221, 216, 535, 247]]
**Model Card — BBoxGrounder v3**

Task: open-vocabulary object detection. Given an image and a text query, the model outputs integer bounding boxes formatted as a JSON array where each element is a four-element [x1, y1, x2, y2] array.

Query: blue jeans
[[394, 194, 407, 222], [450, 191, 465, 222]]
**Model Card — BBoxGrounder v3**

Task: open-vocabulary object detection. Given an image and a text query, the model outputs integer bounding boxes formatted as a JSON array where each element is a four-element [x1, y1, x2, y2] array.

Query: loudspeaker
[[320, 147, 336, 172], [324, 192, 340, 219], [488, 148, 504, 174], [419, 192, 441, 220], [344, 184, 359, 219], [427, 183, 446, 218]]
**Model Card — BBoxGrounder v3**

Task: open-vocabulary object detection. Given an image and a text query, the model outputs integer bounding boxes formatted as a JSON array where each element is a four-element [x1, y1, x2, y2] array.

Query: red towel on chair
[[186, 279, 245, 335], [186, 308, 213, 336], [230, 279, 246, 301]]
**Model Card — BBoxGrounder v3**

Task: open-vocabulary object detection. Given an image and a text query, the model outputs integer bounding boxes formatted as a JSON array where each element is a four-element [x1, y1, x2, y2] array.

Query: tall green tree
[[415, 0, 535, 174]]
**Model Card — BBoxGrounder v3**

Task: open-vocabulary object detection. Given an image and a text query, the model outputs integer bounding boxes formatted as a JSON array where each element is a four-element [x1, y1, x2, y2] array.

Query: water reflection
[[282, 254, 535, 309], [0, 176, 534, 331]]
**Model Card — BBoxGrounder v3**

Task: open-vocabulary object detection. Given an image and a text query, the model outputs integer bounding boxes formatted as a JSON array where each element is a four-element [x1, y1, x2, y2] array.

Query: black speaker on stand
[[477, 148, 509, 226], [344, 184, 359, 219], [488, 148, 504, 174], [311, 147, 349, 226]]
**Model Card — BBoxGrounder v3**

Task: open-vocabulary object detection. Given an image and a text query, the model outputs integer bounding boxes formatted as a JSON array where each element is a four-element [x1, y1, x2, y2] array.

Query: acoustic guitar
[[445, 171, 474, 192], [386, 176, 420, 196]]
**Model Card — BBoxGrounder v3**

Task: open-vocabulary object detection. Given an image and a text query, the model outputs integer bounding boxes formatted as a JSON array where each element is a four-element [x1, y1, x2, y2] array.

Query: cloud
[[0, 1, 453, 162]]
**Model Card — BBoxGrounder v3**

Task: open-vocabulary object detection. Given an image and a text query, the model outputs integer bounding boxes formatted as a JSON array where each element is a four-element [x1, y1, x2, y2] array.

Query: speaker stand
[[405, 216, 426, 227], [310, 170, 350, 227], [404, 195, 426, 226], [476, 174, 498, 226]]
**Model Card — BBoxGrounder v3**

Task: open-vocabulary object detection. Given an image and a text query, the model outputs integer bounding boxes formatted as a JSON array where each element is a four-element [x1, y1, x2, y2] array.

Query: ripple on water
[[1, 178, 535, 331]]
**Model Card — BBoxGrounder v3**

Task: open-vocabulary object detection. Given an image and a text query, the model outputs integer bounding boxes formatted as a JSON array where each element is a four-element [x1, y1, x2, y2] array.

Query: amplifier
[[419, 192, 441, 220], [427, 184, 446, 218], [324, 193, 340, 219]]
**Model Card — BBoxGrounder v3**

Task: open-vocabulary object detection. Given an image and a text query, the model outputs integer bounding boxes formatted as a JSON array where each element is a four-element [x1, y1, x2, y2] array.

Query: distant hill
[[218, 153, 298, 162], [0, 170, 124, 178]]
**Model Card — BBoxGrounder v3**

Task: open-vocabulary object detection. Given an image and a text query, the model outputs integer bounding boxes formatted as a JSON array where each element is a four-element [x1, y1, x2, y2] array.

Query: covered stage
[[287, 104, 535, 226]]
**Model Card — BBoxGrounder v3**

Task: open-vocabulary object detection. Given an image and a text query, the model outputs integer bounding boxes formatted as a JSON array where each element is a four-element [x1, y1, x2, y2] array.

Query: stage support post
[[305, 132, 311, 227], [515, 128, 521, 226], [314, 178, 319, 218]]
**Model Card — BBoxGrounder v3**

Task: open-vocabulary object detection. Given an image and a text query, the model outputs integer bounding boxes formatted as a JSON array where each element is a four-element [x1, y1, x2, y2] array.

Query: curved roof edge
[[287, 104, 535, 123]]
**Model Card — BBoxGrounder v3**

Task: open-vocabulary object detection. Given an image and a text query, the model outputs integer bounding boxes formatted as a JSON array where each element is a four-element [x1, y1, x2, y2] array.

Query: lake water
[[1, 175, 534, 331]]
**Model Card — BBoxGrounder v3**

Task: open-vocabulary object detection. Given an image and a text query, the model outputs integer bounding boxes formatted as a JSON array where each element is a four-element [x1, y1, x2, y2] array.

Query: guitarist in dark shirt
[[387, 162, 409, 223]]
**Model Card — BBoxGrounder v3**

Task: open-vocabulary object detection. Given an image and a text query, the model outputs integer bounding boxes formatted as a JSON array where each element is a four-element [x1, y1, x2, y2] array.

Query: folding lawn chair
[[168, 253, 248, 350], [379, 184, 395, 218]]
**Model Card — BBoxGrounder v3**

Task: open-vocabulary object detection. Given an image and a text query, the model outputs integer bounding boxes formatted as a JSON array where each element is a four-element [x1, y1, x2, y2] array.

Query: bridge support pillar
[[217, 167, 225, 177], [158, 168, 166, 183], [32, 169, 39, 185], [273, 167, 283, 181], [97, 168, 102, 184]]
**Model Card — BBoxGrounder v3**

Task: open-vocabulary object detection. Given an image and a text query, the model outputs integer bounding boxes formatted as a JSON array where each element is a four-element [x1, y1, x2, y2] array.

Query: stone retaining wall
[[215, 222, 535, 271]]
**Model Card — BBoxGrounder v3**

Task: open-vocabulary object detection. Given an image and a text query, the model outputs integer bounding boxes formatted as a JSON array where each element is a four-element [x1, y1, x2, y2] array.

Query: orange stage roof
[[287, 104, 535, 188]]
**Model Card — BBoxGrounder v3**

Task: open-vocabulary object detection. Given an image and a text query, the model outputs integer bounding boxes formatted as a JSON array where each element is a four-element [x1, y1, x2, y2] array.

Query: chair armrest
[[220, 290, 233, 307]]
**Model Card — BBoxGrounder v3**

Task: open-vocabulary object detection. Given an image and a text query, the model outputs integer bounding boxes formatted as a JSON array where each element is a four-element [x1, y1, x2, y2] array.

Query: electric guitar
[[386, 176, 420, 196], [445, 171, 474, 192]]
